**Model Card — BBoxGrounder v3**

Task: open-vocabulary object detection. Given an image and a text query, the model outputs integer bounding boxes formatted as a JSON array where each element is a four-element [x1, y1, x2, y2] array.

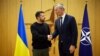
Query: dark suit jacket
[[53, 14, 78, 51]]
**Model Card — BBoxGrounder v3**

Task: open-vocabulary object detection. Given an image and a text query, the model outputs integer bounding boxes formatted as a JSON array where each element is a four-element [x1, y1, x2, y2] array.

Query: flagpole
[[20, 0, 23, 4], [41, 0, 42, 10], [66, 0, 68, 14], [85, 1, 88, 4]]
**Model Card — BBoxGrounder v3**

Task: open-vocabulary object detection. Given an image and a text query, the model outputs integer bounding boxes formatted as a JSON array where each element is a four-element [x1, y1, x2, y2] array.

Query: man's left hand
[[69, 45, 75, 54]]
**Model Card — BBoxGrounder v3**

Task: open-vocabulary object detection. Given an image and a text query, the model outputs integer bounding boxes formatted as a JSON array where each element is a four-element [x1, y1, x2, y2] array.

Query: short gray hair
[[54, 3, 65, 10]]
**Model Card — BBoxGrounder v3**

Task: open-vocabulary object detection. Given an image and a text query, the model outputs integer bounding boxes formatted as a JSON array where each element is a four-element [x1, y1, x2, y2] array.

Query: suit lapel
[[57, 18, 61, 30], [62, 14, 68, 28]]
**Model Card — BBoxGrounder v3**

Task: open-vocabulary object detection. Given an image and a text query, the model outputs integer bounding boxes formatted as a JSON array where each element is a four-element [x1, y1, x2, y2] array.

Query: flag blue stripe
[[18, 4, 28, 47]]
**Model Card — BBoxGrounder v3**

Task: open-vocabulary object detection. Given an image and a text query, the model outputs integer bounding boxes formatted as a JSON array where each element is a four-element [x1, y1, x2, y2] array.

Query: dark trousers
[[33, 48, 49, 56], [59, 43, 74, 56]]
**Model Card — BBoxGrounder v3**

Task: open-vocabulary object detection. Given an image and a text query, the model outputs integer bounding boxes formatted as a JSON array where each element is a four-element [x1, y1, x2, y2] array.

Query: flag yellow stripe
[[14, 34, 30, 56]]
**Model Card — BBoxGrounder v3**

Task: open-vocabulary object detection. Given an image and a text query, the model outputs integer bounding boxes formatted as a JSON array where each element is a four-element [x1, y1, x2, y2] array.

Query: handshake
[[47, 35, 53, 41]]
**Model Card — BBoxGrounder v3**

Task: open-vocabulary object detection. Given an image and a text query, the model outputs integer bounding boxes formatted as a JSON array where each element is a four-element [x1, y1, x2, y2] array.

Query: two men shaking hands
[[31, 3, 78, 56]]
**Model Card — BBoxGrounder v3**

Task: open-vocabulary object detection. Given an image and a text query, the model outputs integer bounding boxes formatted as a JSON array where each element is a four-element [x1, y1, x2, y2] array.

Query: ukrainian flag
[[14, 4, 30, 56]]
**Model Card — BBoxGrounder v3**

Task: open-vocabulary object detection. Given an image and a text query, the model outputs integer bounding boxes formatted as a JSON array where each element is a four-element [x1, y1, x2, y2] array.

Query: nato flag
[[79, 4, 93, 56]]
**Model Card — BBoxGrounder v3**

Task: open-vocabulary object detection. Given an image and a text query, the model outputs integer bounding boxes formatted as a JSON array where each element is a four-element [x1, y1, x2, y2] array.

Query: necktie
[[60, 17, 63, 32]]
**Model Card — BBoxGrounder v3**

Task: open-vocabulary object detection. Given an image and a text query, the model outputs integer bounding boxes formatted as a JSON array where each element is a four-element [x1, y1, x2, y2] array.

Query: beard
[[40, 19, 45, 23]]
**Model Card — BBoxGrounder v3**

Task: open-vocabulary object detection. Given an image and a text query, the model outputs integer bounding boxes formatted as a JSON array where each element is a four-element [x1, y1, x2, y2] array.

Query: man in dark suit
[[48, 3, 78, 56]]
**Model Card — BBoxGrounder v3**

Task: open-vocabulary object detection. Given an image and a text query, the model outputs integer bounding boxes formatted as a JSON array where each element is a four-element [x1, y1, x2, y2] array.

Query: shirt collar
[[61, 13, 66, 18]]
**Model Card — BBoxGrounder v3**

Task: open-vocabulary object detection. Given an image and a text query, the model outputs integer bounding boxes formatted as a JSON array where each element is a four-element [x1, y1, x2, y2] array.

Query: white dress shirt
[[60, 13, 66, 25]]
